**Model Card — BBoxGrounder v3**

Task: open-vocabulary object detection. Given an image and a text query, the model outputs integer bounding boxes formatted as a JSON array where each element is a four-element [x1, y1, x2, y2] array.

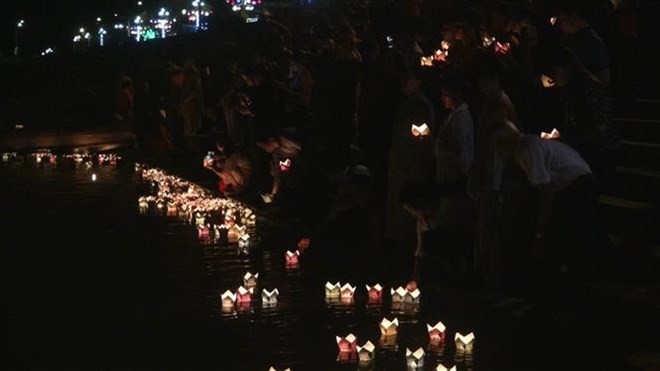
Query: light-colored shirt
[[515, 135, 592, 192]]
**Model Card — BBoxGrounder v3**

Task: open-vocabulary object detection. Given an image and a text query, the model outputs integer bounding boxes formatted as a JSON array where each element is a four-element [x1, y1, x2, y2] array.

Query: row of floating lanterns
[[1, 151, 122, 166], [224, 270, 473, 370], [137, 165, 256, 245], [135, 164, 472, 370]]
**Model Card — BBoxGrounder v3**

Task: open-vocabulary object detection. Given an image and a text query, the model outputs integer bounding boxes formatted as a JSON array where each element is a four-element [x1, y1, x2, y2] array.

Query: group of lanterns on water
[[135, 164, 476, 370], [1, 151, 122, 182], [228, 270, 475, 370], [137, 165, 256, 246]]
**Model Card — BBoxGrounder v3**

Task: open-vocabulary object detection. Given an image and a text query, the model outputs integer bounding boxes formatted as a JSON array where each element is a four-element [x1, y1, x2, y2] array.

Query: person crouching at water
[[490, 121, 598, 280], [204, 140, 252, 197], [400, 180, 475, 290]]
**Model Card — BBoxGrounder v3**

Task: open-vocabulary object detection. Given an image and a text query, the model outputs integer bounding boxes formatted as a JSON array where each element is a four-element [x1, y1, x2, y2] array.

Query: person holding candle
[[204, 140, 252, 196]]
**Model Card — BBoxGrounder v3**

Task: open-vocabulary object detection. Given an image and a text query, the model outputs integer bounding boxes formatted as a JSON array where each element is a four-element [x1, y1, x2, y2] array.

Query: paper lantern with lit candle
[[236, 286, 253, 303], [436, 365, 457, 371], [427, 321, 446, 345], [406, 348, 425, 369], [357, 341, 375, 364], [391, 287, 407, 303], [243, 272, 259, 288], [138, 197, 149, 211], [261, 289, 279, 305], [411, 123, 430, 138], [268, 368, 291, 371], [194, 212, 205, 226], [285, 250, 300, 268], [454, 332, 475, 352], [340, 283, 356, 300], [405, 288, 421, 304], [379, 317, 399, 337], [221, 290, 237, 308], [325, 282, 341, 298], [421, 56, 434, 67], [540, 128, 561, 139], [336, 333, 357, 353], [366, 284, 383, 303], [278, 158, 292, 172], [197, 224, 211, 239], [238, 233, 250, 248]]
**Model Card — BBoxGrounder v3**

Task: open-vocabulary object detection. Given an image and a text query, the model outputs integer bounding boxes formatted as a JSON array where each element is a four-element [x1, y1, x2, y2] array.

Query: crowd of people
[[122, 0, 638, 293]]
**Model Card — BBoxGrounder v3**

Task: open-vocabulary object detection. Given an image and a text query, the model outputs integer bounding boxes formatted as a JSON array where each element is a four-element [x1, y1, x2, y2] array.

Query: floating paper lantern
[[540, 128, 561, 139], [227, 225, 241, 243], [483, 36, 496, 48], [138, 197, 149, 210], [243, 272, 259, 288], [238, 233, 250, 247], [221, 290, 237, 308], [279, 159, 292, 172], [421, 55, 434, 67], [285, 250, 300, 268], [261, 288, 279, 305], [247, 214, 256, 226], [379, 317, 399, 337], [340, 283, 356, 300], [541, 74, 555, 88], [167, 202, 178, 216], [454, 332, 475, 352], [391, 287, 407, 303], [494, 41, 511, 55], [197, 224, 210, 238], [411, 123, 430, 138], [325, 282, 341, 298], [336, 333, 357, 353], [366, 284, 383, 303], [268, 368, 291, 371], [436, 365, 457, 371], [405, 288, 421, 304], [427, 321, 446, 345], [195, 212, 205, 226], [406, 348, 425, 369], [236, 286, 253, 303], [357, 340, 375, 364]]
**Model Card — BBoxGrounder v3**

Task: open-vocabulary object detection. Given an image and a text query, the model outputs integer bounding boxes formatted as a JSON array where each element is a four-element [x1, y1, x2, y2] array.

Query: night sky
[[2, 0, 195, 56]]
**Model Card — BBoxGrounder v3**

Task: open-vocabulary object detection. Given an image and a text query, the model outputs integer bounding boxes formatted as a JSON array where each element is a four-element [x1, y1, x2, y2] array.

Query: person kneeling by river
[[400, 179, 476, 289], [204, 140, 252, 197]]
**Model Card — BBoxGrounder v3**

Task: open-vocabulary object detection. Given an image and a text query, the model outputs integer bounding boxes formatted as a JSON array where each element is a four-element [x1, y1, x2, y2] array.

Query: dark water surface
[[3, 156, 655, 370]]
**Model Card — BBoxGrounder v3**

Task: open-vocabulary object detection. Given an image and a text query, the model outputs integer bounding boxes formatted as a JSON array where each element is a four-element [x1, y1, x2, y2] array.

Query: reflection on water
[[3, 152, 481, 370]]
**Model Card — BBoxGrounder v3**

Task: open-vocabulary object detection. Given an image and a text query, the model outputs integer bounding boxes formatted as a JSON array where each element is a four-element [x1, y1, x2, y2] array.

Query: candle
[[379, 317, 399, 337], [325, 282, 341, 298], [454, 332, 475, 352], [366, 284, 383, 303], [405, 347, 425, 369], [285, 250, 300, 268], [357, 341, 375, 364], [220, 290, 236, 308], [411, 123, 430, 138], [427, 321, 446, 345], [340, 283, 356, 300], [236, 286, 253, 303], [261, 288, 279, 305], [336, 333, 357, 353], [243, 272, 259, 288]]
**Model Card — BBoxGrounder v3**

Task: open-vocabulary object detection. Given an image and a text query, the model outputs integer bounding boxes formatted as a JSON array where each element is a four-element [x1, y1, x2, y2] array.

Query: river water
[[4, 153, 647, 370]]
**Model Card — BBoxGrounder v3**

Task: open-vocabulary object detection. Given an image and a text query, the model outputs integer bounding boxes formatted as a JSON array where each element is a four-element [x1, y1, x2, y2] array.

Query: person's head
[[553, 0, 586, 35], [440, 73, 468, 110], [256, 136, 280, 153], [540, 45, 595, 88], [275, 52, 295, 82], [441, 22, 457, 42], [476, 58, 502, 98], [400, 179, 440, 221], [400, 68, 422, 96]]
